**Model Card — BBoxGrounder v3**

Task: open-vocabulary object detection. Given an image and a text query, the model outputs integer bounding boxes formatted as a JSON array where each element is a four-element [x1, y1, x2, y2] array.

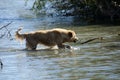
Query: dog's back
[[15, 28, 78, 50]]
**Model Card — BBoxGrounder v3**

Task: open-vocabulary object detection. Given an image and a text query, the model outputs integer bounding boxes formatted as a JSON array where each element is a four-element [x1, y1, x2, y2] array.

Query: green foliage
[[32, 0, 47, 13], [26, 0, 120, 23]]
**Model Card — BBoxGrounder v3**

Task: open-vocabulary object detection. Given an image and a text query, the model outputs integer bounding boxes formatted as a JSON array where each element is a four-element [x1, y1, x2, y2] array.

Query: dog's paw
[[64, 44, 72, 49]]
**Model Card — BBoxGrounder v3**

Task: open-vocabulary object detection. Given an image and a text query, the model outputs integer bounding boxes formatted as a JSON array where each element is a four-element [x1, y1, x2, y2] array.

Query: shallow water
[[0, 0, 120, 80]]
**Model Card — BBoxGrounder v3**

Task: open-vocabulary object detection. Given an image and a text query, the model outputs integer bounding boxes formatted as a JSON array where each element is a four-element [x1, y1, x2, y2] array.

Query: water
[[0, 0, 120, 80]]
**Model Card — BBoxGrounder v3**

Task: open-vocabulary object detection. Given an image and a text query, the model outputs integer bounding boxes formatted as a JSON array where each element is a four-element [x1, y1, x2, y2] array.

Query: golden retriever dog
[[15, 28, 78, 50]]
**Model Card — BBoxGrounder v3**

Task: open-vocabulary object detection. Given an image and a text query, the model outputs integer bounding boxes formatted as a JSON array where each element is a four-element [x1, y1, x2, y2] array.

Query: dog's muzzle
[[73, 38, 78, 43]]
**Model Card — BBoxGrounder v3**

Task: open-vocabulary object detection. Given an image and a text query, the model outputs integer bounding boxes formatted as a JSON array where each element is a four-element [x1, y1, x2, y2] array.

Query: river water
[[0, 0, 120, 80]]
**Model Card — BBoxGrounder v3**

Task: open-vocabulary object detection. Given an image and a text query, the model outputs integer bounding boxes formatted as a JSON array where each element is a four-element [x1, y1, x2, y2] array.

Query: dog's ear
[[68, 32, 73, 38]]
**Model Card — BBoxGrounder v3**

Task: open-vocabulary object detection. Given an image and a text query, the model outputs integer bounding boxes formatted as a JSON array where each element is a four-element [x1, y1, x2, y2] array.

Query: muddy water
[[0, 25, 120, 80], [0, 0, 120, 80]]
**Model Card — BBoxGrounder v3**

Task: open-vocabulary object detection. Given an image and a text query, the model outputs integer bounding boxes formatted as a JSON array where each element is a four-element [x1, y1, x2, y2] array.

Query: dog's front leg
[[57, 44, 71, 49], [57, 44, 65, 49], [64, 44, 72, 49], [26, 41, 37, 50]]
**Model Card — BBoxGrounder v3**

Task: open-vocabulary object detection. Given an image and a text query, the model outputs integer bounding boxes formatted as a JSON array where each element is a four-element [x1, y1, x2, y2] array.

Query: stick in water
[[80, 37, 103, 44], [0, 59, 3, 69]]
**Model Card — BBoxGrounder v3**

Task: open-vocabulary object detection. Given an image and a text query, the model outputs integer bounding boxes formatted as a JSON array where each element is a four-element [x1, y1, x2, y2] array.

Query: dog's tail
[[15, 28, 25, 40]]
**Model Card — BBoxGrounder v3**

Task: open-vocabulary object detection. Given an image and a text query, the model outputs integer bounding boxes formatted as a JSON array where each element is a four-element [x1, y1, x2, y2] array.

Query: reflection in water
[[0, 41, 120, 80]]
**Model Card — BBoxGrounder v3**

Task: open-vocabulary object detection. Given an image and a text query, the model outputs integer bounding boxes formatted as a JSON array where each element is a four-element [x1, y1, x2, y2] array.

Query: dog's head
[[68, 31, 78, 43]]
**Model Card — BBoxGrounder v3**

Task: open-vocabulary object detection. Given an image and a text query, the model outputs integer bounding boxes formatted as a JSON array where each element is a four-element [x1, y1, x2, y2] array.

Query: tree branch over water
[[0, 21, 13, 40]]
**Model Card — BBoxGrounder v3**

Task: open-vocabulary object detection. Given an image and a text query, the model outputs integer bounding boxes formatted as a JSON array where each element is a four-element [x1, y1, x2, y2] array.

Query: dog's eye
[[68, 32, 73, 38]]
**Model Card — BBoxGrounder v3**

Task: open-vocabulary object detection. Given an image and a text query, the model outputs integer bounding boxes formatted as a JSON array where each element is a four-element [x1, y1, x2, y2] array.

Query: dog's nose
[[74, 38, 78, 43], [74, 40, 77, 43]]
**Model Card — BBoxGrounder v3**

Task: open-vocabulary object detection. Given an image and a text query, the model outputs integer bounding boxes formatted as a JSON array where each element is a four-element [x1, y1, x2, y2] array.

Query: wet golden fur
[[15, 28, 78, 50]]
